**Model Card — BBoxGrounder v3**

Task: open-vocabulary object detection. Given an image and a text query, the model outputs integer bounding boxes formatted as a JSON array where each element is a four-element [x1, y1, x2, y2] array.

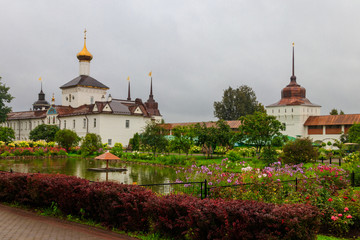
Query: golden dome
[[77, 30, 93, 61]]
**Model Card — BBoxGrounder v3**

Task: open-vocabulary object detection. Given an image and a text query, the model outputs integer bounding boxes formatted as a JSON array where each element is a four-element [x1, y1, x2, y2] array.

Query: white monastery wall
[[62, 87, 107, 108]]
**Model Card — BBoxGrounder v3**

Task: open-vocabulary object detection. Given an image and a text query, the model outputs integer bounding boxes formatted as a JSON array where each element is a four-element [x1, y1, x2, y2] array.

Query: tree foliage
[[329, 108, 344, 115], [238, 112, 285, 152], [170, 126, 195, 156], [80, 133, 102, 156], [0, 77, 14, 123], [54, 129, 80, 150], [193, 120, 234, 158], [213, 85, 263, 120], [29, 124, 59, 142], [282, 138, 318, 164], [348, 123, 360, 144], [140, 122, 168, 156], [0, 127, 15, 143], [129, 133, 140, 151]]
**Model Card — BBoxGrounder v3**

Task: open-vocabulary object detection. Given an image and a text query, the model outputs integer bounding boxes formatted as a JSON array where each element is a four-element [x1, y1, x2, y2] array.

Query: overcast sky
[[1, 0, 360, 123]]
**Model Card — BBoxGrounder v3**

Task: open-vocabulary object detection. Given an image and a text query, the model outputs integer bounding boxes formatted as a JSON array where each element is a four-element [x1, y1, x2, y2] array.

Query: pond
[[0, 157, 178, 186]]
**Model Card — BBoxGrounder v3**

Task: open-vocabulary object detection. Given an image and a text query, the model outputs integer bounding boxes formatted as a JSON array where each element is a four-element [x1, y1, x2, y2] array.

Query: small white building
[[4, 33, 162, 147]]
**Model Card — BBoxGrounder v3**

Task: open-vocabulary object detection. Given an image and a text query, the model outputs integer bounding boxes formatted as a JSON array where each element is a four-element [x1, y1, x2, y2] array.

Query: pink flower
[[331, 216, 338, 221], [344, 207, 349, 212], [346, 215, 352, 219], [338, 214, 343, 217]]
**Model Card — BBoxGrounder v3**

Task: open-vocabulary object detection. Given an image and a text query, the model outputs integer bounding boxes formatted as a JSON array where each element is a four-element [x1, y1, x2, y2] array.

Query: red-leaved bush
[[0, 173, 320, 239]]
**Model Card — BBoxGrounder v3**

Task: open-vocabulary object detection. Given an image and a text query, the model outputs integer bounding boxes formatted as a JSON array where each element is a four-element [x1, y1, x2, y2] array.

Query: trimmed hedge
[[0, 173, 320, 239]]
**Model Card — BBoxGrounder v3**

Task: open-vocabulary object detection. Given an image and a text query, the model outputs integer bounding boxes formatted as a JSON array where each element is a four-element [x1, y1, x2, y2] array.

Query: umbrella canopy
[[95, 152, 120, 169], [95, 151, 120, 160]]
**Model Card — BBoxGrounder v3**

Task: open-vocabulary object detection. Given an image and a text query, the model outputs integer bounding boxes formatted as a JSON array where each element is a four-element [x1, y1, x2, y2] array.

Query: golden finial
[[52, 93, 55, 102], [127, 76, 130, 81], [292, 42, 295, 46], [77, 29, 93, 61]]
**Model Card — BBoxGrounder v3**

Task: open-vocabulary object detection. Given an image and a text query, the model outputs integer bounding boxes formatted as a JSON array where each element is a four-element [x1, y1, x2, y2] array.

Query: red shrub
[[81, 182, 156, 231], [150, 194, 320, 240]]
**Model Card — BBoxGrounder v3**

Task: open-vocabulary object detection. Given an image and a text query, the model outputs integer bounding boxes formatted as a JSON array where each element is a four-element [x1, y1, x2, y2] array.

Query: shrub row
[[0, 173, 320, 239]]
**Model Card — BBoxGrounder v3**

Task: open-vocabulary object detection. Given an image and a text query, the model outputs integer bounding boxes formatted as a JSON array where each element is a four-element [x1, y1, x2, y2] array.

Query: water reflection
[[0, 158, 178, 185]]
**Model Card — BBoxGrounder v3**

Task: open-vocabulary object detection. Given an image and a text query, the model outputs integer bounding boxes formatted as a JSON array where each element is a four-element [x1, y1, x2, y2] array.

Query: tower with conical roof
[[60, 30, 109, 108], [145, 74, 161, 119], [266, 43, 321, 138], [33, 81, 50, 111]]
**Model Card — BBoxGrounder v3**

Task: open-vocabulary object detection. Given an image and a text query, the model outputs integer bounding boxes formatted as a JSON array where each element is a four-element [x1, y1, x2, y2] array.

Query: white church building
[[4, 33, 162, 147]]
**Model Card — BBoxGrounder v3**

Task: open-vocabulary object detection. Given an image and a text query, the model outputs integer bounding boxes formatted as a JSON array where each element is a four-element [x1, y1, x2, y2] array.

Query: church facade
[[3, 33, 162, 147]]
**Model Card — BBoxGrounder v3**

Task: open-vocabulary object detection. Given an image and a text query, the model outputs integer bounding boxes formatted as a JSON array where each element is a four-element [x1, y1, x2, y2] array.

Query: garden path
[[0, 204, 138, 240]]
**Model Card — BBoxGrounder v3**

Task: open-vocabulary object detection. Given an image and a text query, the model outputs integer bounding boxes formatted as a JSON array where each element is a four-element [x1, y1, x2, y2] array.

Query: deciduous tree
[[0, 126, 15, 143], [29, 124, 59, 142], [140, 122, 168, 156], [213, 85, 263, 120], [238, 112, 285, 152], [0, 77, 14, 123]]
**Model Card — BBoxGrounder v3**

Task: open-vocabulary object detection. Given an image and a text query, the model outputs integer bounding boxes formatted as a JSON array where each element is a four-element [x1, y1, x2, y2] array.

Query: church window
[[53, 116, 55, 124], [108, 139, 112, 146], [285, 109, 287, 113], [48, 117, 50, 124], [69, 94, 71, 102], [94, 119, 96, 128], [126, 120, 130, 129], [272, 110, 274, 113], [278, 109, 280, 113], [292, 108, 293, 113], [72, 96, 74, 100], [25, 122, 27, 130], [73, 120, 76, 129], [64, 120, 66, 129], [90, 96, 94, 104], [83, 119, 86, 129]]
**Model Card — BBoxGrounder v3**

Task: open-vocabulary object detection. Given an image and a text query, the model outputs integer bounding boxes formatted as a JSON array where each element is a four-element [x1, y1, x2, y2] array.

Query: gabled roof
[[60, 75, 109, 89], [304, 114, 360, 126]]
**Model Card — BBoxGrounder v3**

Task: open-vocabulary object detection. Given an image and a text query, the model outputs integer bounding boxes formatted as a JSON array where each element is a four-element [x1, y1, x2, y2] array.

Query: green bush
[[110, 143, 123, 157], [282, 138, 318, 164], [80, 133, 102, 156], [55, 129, 80, 150]]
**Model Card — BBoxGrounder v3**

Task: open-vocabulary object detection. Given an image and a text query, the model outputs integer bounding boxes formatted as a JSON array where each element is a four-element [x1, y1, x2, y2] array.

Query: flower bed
[[0, 146, 67, 157], [0, 172, 320, 239]]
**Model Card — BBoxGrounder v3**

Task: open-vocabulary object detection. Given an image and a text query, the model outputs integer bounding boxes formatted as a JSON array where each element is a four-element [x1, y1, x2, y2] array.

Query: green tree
[[348, 123, 360, 144], [0, 127, 15, 143], [193, 120, 234, 158], [282, 138, 318, 164], [129, 133, 140, 151], [213, 85, 263, 120], [329, 108, 338, 115], [0, 77, 14, 123], [140, 122, 168, 156], [80, 133, 102, 156], [29, 124, 59, 142], [170, 126, 194, 156], [54, 129, 80, 150], [238, 112, 285, 153]]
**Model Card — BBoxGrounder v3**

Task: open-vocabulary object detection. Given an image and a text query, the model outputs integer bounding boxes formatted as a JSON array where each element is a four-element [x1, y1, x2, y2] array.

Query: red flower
[[343, 196, 348, 199], [351, 198, 356, 202], [328, 198, 333, 202], [306, 196, 309, 200], [346, 215, 352, 219]]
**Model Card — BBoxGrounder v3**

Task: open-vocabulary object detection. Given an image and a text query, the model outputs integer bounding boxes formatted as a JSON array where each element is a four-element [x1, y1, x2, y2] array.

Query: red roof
[[160, 120, 241, 130], [304, 114, 360, 126]]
